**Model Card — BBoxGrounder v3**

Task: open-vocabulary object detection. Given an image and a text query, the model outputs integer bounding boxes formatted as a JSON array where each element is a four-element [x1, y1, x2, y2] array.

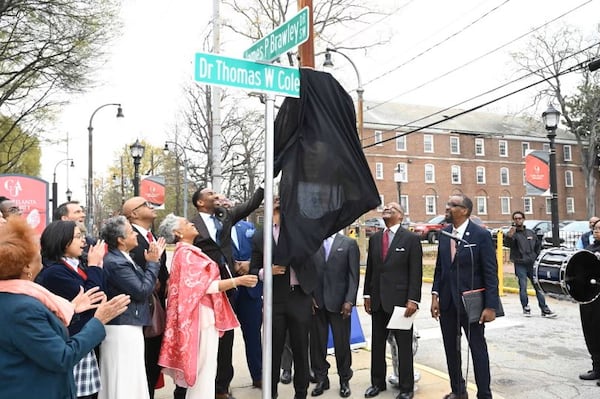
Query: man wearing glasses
[[505, 211, 556, 318], [122, 196, 169, 399], [0, 196, 22, 218], [363, 202, 422, 399]]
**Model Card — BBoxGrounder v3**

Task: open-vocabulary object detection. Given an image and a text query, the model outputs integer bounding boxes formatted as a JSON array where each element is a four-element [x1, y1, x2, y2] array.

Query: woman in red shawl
[[157, 214, 257, 398]]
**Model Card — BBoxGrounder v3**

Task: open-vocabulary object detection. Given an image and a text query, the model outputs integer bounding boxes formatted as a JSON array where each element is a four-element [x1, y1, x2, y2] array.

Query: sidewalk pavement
[[155, 282, 505, 399]]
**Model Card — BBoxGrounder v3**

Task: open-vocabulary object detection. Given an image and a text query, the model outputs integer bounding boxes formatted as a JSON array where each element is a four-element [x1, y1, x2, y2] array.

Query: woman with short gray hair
[[98, 215, 167, 399], [156, 213, 180, 245]]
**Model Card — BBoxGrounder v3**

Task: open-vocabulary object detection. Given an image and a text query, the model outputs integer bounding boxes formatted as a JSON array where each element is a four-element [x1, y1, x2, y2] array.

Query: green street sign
[[194, 52, 300, 97], [243, 7, 309, 62]]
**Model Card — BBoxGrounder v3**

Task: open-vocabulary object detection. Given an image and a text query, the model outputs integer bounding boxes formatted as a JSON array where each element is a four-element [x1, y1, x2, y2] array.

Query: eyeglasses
[[132, 201, 153, 212], [446, 202, 466, 209], [383, 206, 403, 213], [513, 216, 524, 220], [5, 206, 21, 214]]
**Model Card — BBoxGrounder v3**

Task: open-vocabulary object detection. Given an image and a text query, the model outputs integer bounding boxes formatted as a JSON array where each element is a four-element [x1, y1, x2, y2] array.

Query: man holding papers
[[363, 203, 422, 399]]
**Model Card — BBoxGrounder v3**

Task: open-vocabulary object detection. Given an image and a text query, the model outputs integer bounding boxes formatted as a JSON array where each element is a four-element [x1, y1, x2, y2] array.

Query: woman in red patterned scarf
[[157, 214, 257, 399]]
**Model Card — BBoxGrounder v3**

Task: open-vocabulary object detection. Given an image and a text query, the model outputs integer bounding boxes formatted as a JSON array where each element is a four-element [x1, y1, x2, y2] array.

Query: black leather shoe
[[579, 370, 600, 380], [281, 369, 292, 384], [252, 380, 262, 389], [396, 392, 414, 399], [339, 381, 351, 398], [597, 380, 600, 387], [310, 372, 318, 383], [364, 386, 386, 398], [442, 393, 468, 399], [311, 380, 330, 396]]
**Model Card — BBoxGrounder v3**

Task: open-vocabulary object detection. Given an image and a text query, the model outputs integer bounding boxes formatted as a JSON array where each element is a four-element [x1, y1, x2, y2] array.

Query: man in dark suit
[[431, 194, 500, 399], [122, 196, 169, 399], [310, 232, 360, 398], [250, 197, 317, 399], [363, 202, 422, 399], [189, 187, 264, 399]]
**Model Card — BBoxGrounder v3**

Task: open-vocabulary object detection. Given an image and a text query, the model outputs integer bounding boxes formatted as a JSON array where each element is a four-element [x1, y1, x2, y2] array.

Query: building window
[[500, 197, 510, 214], [523, 197, 533, 214], [564, 145, 572, 161], [500, 167, 509, 185], [499, 140, 508, 157], [476, 166, 486, 184], [545, 198, 551, 215], [425, 164, 435, 183], [375, 162, 383, 180], [377, 195, 384, 211], [450, 136, 460, 154], [565, 170, 573, 187], [451, 165, 461, 184], [400, 196, 409, 214], [522, 142, 530, 157], [396, 133, 406, 151], [425, 195, 436, 215], [424, 134, 434, 153], [542, 143, 550, 152], [476, 196, 487, 215], [566, 197, 575, 214], [475, 138, 485, 156], [396, 163, 408, 182], [375, 130, 383, 146]]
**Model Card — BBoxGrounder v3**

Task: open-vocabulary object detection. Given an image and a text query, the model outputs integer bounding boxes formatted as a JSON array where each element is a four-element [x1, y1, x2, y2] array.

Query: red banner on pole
[[525, 150, 550, 196], [140, 175, 165, 208], [0, 174, 49, 235]]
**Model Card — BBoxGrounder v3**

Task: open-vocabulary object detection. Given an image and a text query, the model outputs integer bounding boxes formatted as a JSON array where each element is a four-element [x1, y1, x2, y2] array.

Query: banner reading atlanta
[[524, 150, 550, 196], [0, 174, 49, 235]]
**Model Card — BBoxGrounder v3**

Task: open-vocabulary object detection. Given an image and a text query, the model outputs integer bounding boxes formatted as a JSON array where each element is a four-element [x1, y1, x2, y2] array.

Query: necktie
[[382, 229, 391, 260], [450, 229, 458, 261], [323, 237, 333, 261], [211, 215, 222, 244], [146, 231, 154, 243]]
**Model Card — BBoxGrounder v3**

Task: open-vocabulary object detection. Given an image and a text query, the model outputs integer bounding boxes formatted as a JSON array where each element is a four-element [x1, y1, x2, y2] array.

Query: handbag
[[461, 288, 505, 324], [144, 293, 166, 338]]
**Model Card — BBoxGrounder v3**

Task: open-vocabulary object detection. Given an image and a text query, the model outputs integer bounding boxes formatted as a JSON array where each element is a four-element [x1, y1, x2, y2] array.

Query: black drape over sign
[[273, 68, 380, 266]]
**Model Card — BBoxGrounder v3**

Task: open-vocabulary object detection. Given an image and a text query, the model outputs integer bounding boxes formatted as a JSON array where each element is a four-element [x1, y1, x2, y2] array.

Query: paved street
[[155, 279, 599, 399]]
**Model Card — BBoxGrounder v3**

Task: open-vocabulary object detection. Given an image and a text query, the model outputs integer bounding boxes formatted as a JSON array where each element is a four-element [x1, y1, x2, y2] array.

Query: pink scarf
[[0, 279, 74, 325], [159, 242, 239, 387]]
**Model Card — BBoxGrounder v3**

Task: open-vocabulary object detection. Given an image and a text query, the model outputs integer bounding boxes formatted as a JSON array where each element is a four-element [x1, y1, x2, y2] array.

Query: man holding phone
[[505, 211, 556, 318]]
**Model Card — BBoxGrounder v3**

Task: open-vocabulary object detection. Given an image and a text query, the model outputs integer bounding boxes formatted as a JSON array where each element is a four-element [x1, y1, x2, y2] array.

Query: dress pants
[[271, 288, 312, 399], [216, 329, 235, 394], [310, 307, 353, 383], [145, 334, 163, 399], [370, 308, 414, 393], [580, 299, 600, 370], [232, 287, 263, 382], [439, 299, 492, 399]]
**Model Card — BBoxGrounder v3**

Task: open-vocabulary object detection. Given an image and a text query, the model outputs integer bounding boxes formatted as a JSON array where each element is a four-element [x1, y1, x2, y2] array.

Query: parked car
[[542, 220, 589, 248], [492, 220, 552, 245], [410, 215, 447, 243], [364, 217, 385, 237]]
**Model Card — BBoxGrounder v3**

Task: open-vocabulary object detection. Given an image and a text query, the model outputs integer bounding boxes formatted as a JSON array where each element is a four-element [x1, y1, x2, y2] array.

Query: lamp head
[[69, 160, 74, 167], [323, 50, 334, 68], [129, 139, 145, 159], [542, 103, 560, 131], [163, 142, 170, 155], [65, 188, 72, 200], [116, 105, 124, 118]]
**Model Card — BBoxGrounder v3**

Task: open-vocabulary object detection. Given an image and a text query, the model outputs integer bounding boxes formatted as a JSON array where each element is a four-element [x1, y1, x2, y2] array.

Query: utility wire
[[361, 48, 599, 149], [367, 0, 595, 111]]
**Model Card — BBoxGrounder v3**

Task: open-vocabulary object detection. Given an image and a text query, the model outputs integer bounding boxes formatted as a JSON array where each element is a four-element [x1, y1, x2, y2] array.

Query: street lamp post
[[130, 139, 145, 197], [394, 164, 403, 205], [87, 103, 124, 232], [52, 158, 74, 217], [164, 141, 189, 219], [542, 103, 561, 247]]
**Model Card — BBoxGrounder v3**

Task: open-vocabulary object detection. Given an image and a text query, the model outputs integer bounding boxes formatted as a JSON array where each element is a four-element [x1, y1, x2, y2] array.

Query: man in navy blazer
[[363, 203, 422, 399], [431, 194, 500, 399], [310, 232, 360, 397]]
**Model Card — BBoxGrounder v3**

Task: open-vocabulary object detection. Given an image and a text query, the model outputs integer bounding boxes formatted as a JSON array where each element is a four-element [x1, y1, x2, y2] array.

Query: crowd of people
[[2, 190, 600, 399]]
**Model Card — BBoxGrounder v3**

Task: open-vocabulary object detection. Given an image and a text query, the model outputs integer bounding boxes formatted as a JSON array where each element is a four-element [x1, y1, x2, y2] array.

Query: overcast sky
[[42, 0, 600, 203]]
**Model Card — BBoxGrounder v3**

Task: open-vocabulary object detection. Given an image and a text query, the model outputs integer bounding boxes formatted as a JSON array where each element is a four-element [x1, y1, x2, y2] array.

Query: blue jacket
[[0, 293, 105, 399], [102, 248, 160, 326], [233, 220, 263, 299], [36, 260, 104, 335]]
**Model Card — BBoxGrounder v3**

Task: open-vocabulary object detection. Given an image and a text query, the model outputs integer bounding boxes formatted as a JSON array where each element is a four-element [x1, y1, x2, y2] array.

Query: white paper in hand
[[386, 306, 418, 330]]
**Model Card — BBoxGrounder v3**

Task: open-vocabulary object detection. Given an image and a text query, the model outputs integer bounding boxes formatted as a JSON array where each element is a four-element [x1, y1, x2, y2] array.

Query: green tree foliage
[[0, 116, 40, 174]]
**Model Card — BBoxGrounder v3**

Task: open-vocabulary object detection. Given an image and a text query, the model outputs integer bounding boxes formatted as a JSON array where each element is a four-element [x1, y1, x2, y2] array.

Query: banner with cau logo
[[0, 174, 49, 235]]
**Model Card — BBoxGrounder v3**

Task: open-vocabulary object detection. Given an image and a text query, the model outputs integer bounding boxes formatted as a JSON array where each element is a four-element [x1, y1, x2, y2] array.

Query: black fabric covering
[[273, 68, 380, 266]]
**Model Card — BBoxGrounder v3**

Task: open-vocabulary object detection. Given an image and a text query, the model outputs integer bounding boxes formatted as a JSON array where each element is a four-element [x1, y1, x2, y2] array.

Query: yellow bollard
[[496, 230, 504, 296]]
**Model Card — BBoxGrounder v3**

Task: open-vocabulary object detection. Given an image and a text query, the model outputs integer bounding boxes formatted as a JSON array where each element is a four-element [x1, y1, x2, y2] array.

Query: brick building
[[361, 102, 595, 228]]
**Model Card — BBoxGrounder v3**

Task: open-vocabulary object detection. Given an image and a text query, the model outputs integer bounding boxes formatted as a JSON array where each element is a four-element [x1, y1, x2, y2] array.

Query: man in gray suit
[[309, 232, 360, 398]]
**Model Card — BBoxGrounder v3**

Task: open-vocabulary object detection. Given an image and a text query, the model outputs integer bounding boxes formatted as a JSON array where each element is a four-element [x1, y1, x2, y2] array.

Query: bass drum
[[533, 249, 600, 304]]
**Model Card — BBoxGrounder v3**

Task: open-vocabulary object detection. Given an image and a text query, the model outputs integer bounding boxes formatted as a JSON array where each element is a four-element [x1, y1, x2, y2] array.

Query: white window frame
[[499, 140, 508, 157], [424, 163, 435, 183], [500, 197, 510, 214], [395, 133, 406, 151], [564, 145, 572, 161], [476, 196, 487, 215], [375, 130, 383, 146], [424, 134, 434, 153], [476, 166, 486, 184], [566, 197, 575, 214], [565, 170, 573, 187], [451, 165, 461, 184], [500, 167, 509, 185], [375, 162, 383, 180], [396, 163, 408, 182], [522, 142, 530, 157], [523, 197, 533, 214], [545, 198, 551, 215], [425, 195, 436, 215], [400, 196, 409, 214], [450, 136, 460, 154], [475, 138, 485, 156]]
